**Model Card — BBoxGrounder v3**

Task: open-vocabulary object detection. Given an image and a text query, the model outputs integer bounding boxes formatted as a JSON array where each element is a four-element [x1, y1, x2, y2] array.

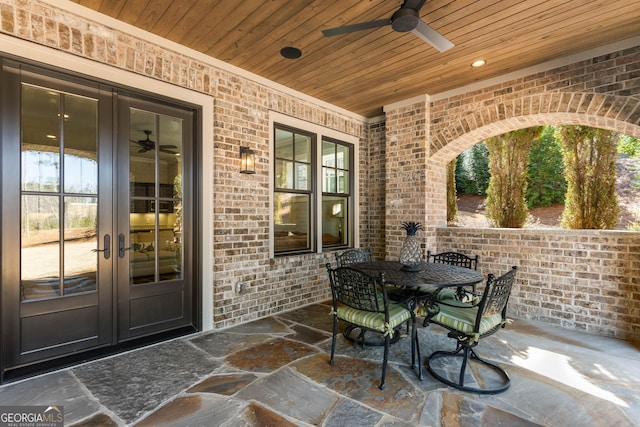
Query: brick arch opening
[[421, 92, 640, 340], [430, 93, 640, 164]]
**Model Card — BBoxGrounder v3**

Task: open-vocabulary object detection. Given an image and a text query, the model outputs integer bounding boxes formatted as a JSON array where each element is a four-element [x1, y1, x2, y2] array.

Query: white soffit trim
[[44, 0, 367, 123]]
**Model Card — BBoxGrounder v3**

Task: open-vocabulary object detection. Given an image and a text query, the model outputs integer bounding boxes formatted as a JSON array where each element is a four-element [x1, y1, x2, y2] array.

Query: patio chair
[[336, 248, 410, 336], [326, 264, 418, 390], [335, 248, 373, 266], [424, 266, 518, 394], [424, 250, 480, 301]]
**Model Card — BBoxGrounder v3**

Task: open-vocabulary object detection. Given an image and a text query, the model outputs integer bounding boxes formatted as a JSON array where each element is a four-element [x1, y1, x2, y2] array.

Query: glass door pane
[[128, 108, 183, 285], [20, 84, 98, 301]]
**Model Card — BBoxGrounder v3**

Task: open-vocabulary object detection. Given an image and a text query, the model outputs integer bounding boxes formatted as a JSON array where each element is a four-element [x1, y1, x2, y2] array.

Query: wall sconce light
[[239, 146, 255, 174]]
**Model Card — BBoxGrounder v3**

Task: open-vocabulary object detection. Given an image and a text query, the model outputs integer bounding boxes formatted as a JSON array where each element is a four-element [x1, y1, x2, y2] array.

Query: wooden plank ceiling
[[71, 0, 640, 117]]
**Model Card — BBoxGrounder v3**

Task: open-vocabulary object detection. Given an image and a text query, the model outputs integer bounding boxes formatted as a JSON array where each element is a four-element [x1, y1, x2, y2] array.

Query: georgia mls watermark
[[0, 406, 63, 427]]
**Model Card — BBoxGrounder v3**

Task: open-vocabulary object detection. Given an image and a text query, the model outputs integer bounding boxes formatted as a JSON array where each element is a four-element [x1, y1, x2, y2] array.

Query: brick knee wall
[[435, 227, 640, 340]]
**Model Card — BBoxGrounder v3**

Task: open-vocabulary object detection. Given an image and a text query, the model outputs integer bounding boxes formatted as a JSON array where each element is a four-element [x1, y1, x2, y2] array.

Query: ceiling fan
[[131, 130, 178, 155], [321, 0, 454, 52]]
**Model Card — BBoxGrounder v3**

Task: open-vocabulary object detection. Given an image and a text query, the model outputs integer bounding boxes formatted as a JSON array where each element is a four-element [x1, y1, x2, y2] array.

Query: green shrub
[[558, 126, 619, 229], [485, 127, 543, 228], [526, 126, 566, 207], [446, 160, 457, 222], [618, 134, 640, 158]]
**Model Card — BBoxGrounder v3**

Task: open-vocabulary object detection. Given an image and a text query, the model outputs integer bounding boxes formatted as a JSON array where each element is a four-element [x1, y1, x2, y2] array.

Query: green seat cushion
[[337, 303, 411, 334], [430, 303, 503, 335]]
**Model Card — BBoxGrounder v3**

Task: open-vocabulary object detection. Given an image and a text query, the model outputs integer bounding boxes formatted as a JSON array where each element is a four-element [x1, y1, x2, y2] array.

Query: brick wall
[[435, 228, 639, 340], [0, 0, 367, 329]]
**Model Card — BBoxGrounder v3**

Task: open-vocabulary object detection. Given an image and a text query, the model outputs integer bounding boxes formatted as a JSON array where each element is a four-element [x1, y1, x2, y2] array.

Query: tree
[[526, 126, 566, 207], [485, 127, 543, 228], [455, 142, 490, 195], [557, 126, 619, 229], [455, 152, 471, 194], [469, 143, 491, 195], [446, 160, 457, 222], [618, 134, 640, 158]]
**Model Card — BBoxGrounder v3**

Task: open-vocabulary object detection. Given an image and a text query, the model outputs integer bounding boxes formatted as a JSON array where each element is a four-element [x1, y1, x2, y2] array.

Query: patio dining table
[[349, 260, 483, 290], [349, 260, 484, 380]]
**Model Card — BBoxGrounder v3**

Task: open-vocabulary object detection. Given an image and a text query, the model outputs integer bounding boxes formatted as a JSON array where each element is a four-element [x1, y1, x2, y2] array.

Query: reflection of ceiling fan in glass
[[131, 130, 177, 155]]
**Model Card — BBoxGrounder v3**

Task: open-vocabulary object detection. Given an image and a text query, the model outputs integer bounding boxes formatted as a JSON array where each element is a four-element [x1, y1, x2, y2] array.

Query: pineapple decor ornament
[[399, 221, 424, 271]]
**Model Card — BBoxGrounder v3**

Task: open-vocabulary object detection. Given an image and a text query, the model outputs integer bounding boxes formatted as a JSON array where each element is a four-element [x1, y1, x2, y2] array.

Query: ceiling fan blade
[[160, 149, 178, 155], [159, 145, 178, 149], [322, 19, 390, 37], [412, 20, 454, 52]]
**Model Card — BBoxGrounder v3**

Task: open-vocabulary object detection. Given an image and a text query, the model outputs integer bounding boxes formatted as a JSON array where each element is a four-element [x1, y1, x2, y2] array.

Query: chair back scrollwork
[[427, 250, 479, 270], [479, 266, 517, 323], [328, 265, 387, 314], [335, 248, 373, 267]]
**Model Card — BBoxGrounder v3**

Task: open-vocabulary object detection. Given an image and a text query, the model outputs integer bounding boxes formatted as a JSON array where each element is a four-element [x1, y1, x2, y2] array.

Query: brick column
[[383, 96, 437, 259]]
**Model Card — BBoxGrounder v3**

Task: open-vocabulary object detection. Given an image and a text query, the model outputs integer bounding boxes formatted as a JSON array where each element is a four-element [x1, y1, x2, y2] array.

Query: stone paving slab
[[0, 370, 104, 425], [72, 340, 221, 424], [133, 394, 247, 427], [291, 353, 425, 423], [189, 331, 275, 358], [235, 367, 339, 425], [225, 337, 318, 373]]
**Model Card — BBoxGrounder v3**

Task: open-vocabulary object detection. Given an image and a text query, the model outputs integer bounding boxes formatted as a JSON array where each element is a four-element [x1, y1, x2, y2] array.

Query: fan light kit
[[322, 0, 454, 52]]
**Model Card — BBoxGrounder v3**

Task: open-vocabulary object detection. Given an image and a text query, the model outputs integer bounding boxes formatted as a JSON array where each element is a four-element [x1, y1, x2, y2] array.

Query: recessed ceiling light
[[46, 134, 57, 139], [471, 59, 486, 68], [280, 47, 302, 59]]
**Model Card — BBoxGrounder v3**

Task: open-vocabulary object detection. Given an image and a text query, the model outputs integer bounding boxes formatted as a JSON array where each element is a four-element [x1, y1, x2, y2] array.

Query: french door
[[117, 96, 194, 341], [0, 60, 197, 380]]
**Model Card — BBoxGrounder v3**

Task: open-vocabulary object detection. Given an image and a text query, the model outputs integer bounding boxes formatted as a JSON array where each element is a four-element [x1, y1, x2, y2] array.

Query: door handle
[[119, 234, 132, 258], [92, 234, 111, 259]]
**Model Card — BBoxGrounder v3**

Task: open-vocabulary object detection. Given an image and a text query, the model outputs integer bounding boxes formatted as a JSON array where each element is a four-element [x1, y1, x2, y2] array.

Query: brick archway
[[430, 93, 640, 164], [428, 45, 640, 160]]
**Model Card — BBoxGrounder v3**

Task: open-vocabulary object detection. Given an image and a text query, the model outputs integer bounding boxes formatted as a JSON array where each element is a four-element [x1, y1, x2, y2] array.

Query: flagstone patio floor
[[1, 302, 639, 426]]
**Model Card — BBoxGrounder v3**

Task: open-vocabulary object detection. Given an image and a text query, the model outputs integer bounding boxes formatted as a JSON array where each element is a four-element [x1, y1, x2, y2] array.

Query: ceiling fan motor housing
[[391, 8, 420, 32]]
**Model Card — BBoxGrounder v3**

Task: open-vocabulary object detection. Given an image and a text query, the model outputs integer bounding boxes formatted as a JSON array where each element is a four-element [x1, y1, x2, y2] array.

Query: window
[[322, 138, 350, 248], [272, 120, 355, 255], [274, 125, 314, 253]]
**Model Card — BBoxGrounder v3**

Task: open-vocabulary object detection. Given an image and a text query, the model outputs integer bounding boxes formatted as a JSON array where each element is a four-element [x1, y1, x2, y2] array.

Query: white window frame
[[269, 111, 359, 258]]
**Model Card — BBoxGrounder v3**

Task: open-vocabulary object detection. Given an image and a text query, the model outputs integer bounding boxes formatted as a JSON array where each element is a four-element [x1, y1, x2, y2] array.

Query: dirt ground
[[450, 156, 640, 230]]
